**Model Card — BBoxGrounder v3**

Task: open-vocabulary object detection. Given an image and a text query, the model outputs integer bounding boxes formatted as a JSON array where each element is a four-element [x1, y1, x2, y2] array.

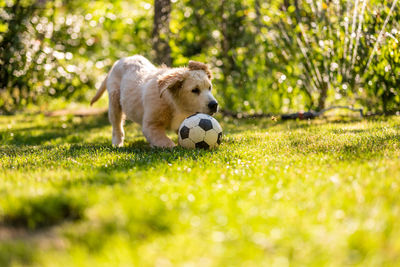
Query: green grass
[[1, 113, 400, 266]]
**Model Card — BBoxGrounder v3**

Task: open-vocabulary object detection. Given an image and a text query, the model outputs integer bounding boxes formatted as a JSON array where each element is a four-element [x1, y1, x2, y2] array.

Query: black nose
[[208, 100, 218, 112]]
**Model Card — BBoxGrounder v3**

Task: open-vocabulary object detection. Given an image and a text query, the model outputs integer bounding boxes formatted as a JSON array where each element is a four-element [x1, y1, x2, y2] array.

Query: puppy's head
[[158, 61, 218, 115]]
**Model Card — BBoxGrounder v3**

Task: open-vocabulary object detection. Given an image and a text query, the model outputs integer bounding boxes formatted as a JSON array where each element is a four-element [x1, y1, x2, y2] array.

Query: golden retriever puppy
[[90, 55, 218, 148]]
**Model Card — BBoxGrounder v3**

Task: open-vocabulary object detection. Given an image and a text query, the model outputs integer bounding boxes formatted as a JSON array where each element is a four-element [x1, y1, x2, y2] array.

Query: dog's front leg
[[142, 123, 176, 148]]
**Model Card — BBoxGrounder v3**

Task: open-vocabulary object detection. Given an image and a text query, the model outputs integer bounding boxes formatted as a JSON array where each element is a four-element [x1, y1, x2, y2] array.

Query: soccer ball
[[178, 113, 223, 149]]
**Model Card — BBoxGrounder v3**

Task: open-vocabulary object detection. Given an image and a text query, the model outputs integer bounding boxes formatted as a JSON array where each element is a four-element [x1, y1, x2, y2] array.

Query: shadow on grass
[[0, 169, 175, 265], [0, 175, 175, 266], [223, 116, 383, 134], [223, 117, 385, 141], [331, 129, 371, 134], [0, 193, 87, 267], [2, 135, 218, 165], [287, 132, 400, 160], [222, 117, 319, 134], [269, 117, 366, 130], [63, 196, 174, 253], [0, 113, 110, 146], [61, 142, 220, 188], [1, 194, 86, 230], [0, 239, 37, 267]]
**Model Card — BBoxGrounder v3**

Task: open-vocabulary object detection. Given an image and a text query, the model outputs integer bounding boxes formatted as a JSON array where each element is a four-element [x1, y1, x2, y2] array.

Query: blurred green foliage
[[0, 0, 153, 113], [269, 0, 400, 113], [0, 0, 399, 114]]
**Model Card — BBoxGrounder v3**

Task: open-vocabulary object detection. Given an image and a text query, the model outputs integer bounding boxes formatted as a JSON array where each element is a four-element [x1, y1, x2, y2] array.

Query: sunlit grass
[[1, 113, 400, 266]]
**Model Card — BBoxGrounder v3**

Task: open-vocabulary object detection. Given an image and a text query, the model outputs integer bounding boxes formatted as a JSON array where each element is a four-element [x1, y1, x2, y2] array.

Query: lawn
[[1, 113, 400, 266]]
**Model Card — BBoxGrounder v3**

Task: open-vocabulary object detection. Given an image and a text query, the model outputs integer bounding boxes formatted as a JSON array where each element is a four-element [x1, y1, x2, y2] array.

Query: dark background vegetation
[[0, 0, 399, 115]]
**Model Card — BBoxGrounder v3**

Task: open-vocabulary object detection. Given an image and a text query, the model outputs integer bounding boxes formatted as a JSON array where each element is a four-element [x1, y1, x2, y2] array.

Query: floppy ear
[[158, 69, 188, 98], [188, 60, 212, 79]]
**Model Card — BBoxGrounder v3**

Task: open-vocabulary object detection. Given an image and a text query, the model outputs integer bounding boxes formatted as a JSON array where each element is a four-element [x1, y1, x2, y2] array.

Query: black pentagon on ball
[[217, 132, 223, 144], [195, 141, 210, 149], [180, 126, 190, 139], [198, 119, 213, 131]]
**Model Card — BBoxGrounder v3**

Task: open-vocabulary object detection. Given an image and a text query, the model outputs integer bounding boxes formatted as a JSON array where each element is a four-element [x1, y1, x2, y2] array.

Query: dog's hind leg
[[108, 87, 125, 147]]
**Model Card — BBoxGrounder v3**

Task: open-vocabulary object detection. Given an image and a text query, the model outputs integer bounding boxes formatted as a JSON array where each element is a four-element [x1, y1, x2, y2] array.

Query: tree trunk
[[220, 0, 232, 108], [317, 84, 328, 110], [152, 0, 172, 66]]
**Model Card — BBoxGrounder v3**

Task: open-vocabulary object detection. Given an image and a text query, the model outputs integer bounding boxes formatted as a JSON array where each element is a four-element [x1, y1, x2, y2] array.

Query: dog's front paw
[[112, 139, 124, 147], [112, 135, 124, 147], [151, 139, 176, 149], [112, 142, 124, 148]]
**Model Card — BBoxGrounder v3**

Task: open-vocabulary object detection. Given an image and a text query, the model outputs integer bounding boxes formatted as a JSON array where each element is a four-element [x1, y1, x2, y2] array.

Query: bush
[[0, 0, 399, 114], [0, 0, 152, 114]]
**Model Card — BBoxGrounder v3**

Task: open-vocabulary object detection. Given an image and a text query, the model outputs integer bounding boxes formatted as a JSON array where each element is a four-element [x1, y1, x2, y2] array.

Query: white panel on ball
[[211, 118, 222, 133], [204, 129, 218, 146], [179, 137, 195, 149], [196, 113, 211, 120], [184, 116, 201, 128], [188, 126, 205, 143]]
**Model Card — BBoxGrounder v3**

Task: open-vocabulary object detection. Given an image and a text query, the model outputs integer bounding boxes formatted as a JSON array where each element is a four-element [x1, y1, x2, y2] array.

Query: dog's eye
[[191, 88, 200, 94]]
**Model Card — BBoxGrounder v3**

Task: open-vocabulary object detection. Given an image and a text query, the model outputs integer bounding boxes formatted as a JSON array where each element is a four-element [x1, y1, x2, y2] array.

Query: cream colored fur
[[90, 55, 217, 148]]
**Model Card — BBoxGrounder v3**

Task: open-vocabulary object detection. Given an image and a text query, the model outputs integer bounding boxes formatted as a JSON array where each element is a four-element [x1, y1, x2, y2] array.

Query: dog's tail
[[90, 74, 108, 106]]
